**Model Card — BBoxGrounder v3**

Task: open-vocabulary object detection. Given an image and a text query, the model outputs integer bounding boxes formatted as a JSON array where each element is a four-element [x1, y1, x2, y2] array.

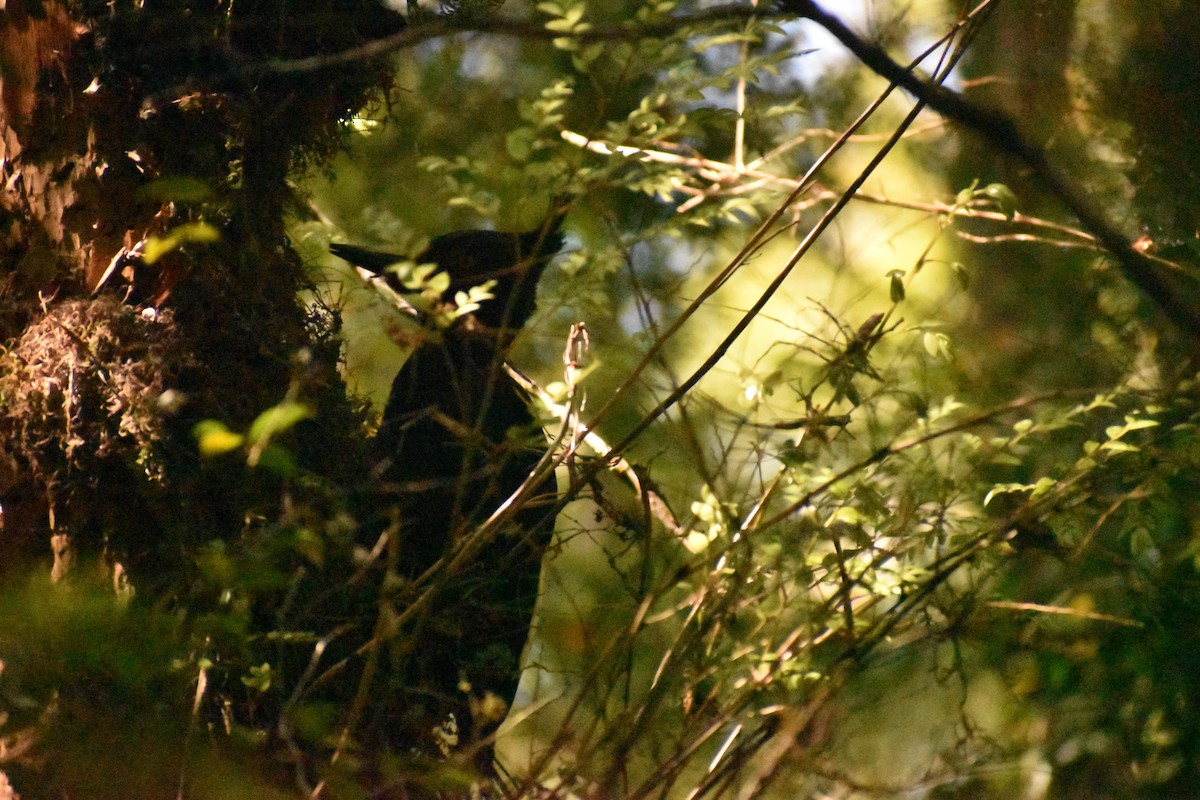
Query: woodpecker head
[[330, 202, 568, 331]]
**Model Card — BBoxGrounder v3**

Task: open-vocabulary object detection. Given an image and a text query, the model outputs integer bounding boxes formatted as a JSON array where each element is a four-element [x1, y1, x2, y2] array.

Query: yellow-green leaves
[[954, 179, 1019, 220], [922, 331, 953, 362], [142, 222, 220, 265], [510, 80, 576, 159], [683, 485, 737, 554], [193, 400, 312, 475], [246, 401, 312, 469], [539, 0, 591, 50], [975, 183, 1018, 220], [1101, 415, 1160, 454], [194, 420, 244, 457], [447, 281, 496, 323], [984, 476, 1056, 508], [241, 662, 273, 694], [391, 261, 451, 296]]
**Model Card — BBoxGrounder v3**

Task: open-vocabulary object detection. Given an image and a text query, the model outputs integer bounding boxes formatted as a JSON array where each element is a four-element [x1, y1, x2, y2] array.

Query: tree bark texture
[[0, 0, 399, 579]]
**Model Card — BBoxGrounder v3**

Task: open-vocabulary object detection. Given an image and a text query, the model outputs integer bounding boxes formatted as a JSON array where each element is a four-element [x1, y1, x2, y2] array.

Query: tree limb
[[780, 0, 1200, 341]]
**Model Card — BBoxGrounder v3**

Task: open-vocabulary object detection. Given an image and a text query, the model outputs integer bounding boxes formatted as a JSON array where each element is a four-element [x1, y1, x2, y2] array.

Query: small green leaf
[[255, 443, 299, 477], [979, 183, 1018, 220], [194, 420, 244, 457], [142, 222, 220, 265], [291, 528, 325, 567], [827, 506, 861, 527], [1029, 476, 1056, 499], [247, 402, 312, 447], [695, 32, 760, 51], [505, 127, 536, 161], [241, 663, 273, 694], [984, 482, 1029, 507], [1128, 526, 1154, 557], [922, 331, 952, 361], [573, 42, 604, 69], [1082, 394, 1118, 412], [954, 178, 978, 207], [681, 529, 714, 553]]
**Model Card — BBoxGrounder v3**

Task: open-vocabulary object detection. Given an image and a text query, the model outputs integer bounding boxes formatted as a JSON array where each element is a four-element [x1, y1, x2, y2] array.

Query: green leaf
[[247, 402, 312, 447], [979, 183, 1018, 219], [241, 662, 273, 694], [1082, 394, 1118, 412], [142, 222, 221, 264], [827, 506, 861, 527], [506, 127, 536, 161], [193, 420, 244, 457], [255, 443, 299, 477], [923, 331, 952, 361], [954, 178, 979, 207], [1128, 526, 1154, 557], [1029, 476, 1056, 499], [1103, 417, 1158, 442], [984, 481, 1038, 506], [695, 32, 761, 51], [572, 43, 604, 70]]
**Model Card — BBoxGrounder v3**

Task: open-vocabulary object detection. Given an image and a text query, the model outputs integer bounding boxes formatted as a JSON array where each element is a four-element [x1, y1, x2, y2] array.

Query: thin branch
[[246, 4, 768, 75], [780, 0, 1200, 340], [754, 389, 1089, 534], [561, 131, 1101, 249], [601, 47, 939, 461], [983, 600, 1143, 628]]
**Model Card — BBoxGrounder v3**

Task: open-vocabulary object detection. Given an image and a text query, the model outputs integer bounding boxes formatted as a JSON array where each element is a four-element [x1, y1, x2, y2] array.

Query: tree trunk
[[0, 0, 398, 789], [0, 0, 397, 567]]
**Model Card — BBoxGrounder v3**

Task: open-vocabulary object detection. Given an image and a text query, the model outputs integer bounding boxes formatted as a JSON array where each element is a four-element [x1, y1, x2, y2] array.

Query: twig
[[983, 600, 1143, 628], [560, 131, 1100, 249], [247, 4, 769, 75]]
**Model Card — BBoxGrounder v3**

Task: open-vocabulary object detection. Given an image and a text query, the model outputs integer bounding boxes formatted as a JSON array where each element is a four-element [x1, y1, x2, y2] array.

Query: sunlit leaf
[[247, 402, 312, 447], [979, 182, 1018, 219], [142, 222, 220, 265], [193, 420, 244, 457]]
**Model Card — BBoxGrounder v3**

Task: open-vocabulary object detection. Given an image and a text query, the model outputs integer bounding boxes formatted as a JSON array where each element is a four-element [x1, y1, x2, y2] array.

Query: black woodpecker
[[331, 207, 567, 767]]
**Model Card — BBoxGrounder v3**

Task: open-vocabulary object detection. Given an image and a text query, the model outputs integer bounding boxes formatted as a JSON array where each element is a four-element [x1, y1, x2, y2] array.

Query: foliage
[[2, 0, 1199, 798], [307, 1, 1200, 796]]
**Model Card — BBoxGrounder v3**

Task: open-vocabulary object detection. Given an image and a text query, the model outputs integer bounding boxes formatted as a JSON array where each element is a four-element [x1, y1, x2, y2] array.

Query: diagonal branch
[[780, 0, 1200, 340]]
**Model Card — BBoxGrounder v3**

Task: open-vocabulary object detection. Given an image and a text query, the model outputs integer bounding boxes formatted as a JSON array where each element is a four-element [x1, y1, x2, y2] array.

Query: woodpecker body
[[334, 211, 566, 767]]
